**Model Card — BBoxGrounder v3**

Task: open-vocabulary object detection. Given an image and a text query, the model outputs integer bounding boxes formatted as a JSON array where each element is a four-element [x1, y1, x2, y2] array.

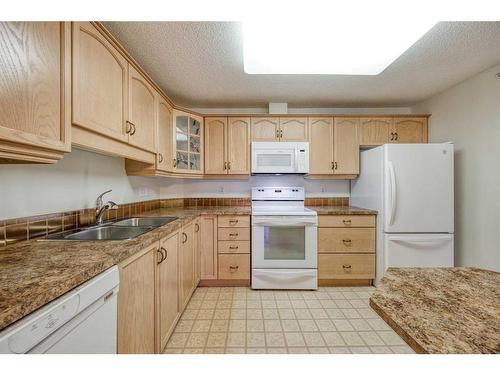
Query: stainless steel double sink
[[42, 217, 178, 241]]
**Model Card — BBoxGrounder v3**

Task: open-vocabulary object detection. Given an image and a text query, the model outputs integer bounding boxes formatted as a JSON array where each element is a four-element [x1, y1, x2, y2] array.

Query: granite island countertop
[[0, 206, 250, 331], [307, 206, 377, 215], [370, 267, 500, 354]]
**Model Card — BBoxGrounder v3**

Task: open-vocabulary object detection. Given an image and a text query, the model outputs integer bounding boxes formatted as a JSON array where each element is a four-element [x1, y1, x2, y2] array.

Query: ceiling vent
[[269, 103, 288, 114]]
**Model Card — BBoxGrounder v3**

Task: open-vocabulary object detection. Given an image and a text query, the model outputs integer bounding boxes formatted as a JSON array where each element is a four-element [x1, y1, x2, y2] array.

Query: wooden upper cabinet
[[227, 117, 250, 174], [333, 117, 359, 175], [157, 96, 173, 172], [0, 22, 71, 163], [359, 117, 392, 146], [279, 117, 308, 141], [156, 232, 179, 353], [391, 117, 428, 143], [308, 117, 334, 174], [72, 22, 128, 143], [204, 117, 227, 174], [173, 110, 203, 174], [251, 117, 279, 141], [128, 65, 156, 153]]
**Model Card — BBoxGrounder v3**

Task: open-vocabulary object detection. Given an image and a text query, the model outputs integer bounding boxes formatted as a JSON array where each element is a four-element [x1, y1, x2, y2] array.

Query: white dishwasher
[[0, 266, 119, 354]]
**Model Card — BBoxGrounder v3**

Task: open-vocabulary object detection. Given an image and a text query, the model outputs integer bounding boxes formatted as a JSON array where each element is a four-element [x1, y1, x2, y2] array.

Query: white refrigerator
[[351, 143, 454, 284]]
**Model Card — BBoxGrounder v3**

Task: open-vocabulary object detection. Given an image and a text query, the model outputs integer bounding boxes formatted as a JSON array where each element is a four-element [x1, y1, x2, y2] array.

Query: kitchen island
[[370, 267, 500, 354]]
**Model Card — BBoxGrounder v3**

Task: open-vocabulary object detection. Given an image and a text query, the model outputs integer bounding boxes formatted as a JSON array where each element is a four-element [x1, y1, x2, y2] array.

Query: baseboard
[[318, 279, 373, 287], [198, 279, 250, 287]]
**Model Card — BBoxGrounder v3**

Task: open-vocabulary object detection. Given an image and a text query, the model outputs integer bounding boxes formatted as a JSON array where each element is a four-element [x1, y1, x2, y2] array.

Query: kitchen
[[1, 1, 499, 373]]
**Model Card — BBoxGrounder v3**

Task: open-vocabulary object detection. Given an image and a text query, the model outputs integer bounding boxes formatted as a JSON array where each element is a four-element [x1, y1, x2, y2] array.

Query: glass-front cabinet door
[[173, 110, 203, 174]]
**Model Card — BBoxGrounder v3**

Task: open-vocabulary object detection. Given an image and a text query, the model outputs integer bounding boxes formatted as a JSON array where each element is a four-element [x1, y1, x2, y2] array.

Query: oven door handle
[[256, 269, 315, 277], [252, 221, 316, 227]]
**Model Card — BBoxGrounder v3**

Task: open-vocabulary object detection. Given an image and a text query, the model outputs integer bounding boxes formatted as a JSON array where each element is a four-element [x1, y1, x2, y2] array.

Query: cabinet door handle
[[394, 132, 398, 141], [173, 158, 177, 168], [227, 161, 231, 170], [390, 132, 395, 141], [130, 123, 136, 136], [125, 121, 132, 134], [158, 153, 164, 163], [223, 161, 227, 170], [342, 264, 352, 270], [342, 239, 352, 246], [161, 246, 168, 260], [182, 232, 187, 243], [195, 223, 199, 232], [334, 162, 338, 170], [331, 161, 334, 170], [157, 249, 165, 264], [279, 129, 283, 138], [229, 265, 239, 272], [342, 219, 352, 225], [276, 129, 280, 139]]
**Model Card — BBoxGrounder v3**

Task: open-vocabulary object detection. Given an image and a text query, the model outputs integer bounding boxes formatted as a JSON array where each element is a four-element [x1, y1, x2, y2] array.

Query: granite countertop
[[0, 206, 250, 331], [307, 206, 377, 215], [370, 267, 500, 354]]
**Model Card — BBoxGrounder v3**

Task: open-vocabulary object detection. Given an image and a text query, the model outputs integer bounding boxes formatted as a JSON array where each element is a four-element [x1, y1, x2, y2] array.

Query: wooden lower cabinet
[[218, 254, 250, 279], [179, 222, 196, 311], [194, 218, 201, 285], [200, 215, 218, 280], [317, 214, 376, 286], [117, 243, 156, 354], [156, 231, 179, 353]]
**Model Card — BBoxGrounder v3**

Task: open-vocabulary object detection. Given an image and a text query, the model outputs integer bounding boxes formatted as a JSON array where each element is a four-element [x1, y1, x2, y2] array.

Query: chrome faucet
[[95, 190, 119, 225]]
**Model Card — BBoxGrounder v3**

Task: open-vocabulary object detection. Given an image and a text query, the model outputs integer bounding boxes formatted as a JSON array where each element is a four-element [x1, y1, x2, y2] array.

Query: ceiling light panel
[[243, 20, 436, 75]]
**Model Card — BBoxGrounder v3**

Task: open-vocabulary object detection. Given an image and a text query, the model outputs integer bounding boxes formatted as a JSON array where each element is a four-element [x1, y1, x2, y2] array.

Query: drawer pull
[[342, 239, 352, 246], [229, 219, 239, 224], [229, 245, 239, 250], [229, 232, 238, 237], [342, 264, 352, 270], [229, 265, 239, 272], [342, 219, 352, 225]]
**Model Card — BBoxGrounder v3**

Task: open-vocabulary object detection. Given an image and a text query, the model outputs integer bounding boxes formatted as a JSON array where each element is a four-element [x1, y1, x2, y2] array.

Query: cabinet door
[[173, 111, 203, 174], [118, 244, 156, 354], [72, 22, 128, 143], [156, 232, 179, 353], [359, 117, 391, 146], [200, 215, 218, 280], [308, 117, 334, 174], [128, 65, 156, 153], [194, 218, 201, 285], [204, 117, 227, 174], [279, 117, 308, 141], [0, 22, 71, 162], [333, 117, 359, 175], [227, 117, 250, 174], [391, 117, 428, 143], [157, 96, 173, 172], [179, 222, 195, 310], [251, 117, 279, 141]]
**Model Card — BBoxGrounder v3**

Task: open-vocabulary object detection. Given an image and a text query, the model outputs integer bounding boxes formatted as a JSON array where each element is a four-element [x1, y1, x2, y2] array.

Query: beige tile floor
[[164, 286, 415, 354]]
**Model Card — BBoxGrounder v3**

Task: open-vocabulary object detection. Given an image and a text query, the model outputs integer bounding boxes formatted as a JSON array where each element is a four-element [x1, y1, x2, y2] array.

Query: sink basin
[[62, 226, 153, 241], [112, 217, 178, 227]]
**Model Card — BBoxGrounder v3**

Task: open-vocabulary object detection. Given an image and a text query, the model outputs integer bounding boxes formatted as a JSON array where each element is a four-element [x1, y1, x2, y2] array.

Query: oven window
[[263, 226, 305, 260], [257, 154, 292, 167]]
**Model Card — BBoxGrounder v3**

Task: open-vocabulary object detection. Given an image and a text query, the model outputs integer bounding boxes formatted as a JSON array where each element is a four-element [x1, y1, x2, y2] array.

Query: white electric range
[[251, 187, 318, 290]]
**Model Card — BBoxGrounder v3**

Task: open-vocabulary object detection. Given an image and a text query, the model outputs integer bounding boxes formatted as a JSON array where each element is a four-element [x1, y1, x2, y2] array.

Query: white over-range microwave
[[251, 142, 309, 174]]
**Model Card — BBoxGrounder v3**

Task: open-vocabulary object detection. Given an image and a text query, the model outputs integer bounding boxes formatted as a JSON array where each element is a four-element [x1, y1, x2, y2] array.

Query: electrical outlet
[[139, 187, 148, 197], [218, 186, 224, 193], [321, 187, 326, 193]]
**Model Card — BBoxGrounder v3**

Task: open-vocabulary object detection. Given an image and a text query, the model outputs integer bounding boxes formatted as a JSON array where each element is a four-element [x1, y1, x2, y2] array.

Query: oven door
[[252, 215, 317, 269]]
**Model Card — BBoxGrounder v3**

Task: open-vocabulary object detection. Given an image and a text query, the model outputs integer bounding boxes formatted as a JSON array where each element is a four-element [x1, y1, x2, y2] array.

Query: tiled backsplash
[[0, 196, 348, 247]]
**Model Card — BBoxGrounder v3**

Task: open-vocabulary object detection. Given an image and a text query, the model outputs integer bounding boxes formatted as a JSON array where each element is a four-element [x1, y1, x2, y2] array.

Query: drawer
[[218, 227, 250, 241], [318, 215, 375, 228], [218, 240, 250, 254], [218, 215, 250, 228], [318, 254, 375, 279], [318, 228, 375, 253], [218, 254, 250, 280]]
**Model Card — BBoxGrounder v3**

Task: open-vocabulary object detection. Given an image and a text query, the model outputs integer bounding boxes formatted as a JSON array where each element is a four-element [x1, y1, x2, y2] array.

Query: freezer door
[[384, 144, 454, 233], [384, 233, 454, 269]]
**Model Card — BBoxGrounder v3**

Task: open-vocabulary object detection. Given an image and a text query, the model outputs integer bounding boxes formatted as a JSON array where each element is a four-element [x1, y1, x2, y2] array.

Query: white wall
[[160, 176, 349, 198], [412, 63, 500, 272], [0, 148, 164, 220]]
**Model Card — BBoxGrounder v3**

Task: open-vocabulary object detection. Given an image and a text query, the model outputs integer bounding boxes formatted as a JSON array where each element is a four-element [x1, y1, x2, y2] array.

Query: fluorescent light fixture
[[243, 20, 436, 75]]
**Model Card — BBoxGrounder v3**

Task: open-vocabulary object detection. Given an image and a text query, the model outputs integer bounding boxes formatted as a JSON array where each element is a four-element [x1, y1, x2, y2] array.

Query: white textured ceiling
[[103, 21, 500, 109]]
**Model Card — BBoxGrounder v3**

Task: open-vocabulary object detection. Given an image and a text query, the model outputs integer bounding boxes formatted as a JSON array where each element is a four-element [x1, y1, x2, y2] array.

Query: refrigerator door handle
[[388, 236, 452, 244], [388, 161, 397, 226]]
